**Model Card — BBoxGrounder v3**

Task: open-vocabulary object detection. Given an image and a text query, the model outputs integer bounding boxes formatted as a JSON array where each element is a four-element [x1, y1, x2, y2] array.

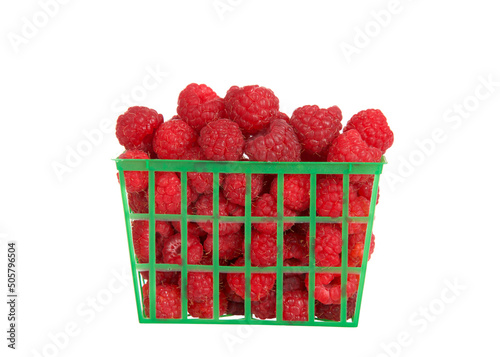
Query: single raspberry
[[128, 191, 149, 213], [348, 232, 375, 267], [344, 109, 393, 154], [188, 293, 228, 318], [153, 119, 198, 159], [311, 224, 342, 267], [283, 230, 309, 266], [283, 273, 306, 292], [187, 272, 213, 302], [226, 257, 276, 301], [132, 220, 175, 263], [316, 176, 357, 218], [252, 290, 276, 319], [198, 119, 245, 161], [315, 293, 357, 321], [142, 282, 181, 319], [290, 105, 342, 155], [224, 85, 280, 135], [306, 273, 359, 305], [221, 274, 244, 303], [179, 145, 214, 195], [194, 194, 243, 235], [177, 83, 226, 132], [251, 193, 297, 234], [355, 179, 380, 204], [349, 196, 370, 234], [251, 230, 277, 267], [270, 174, 311, 212], [162, 233, 203, 265], [222, 173, 264, 206], [327, 130, 382, 183], [116, 106, 163, 154], [204, 230, 244, 261], [245, 119, 301, 162], [117, 150, 149, 193], [283, 290, 309, 321], [154, 172, 194, 215]]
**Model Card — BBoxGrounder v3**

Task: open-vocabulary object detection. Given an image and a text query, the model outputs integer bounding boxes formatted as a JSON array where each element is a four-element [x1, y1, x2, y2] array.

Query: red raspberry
[[226, 257, 276, 301], [349, 196, 370, 234], [270, 174, 311, 212], [252, 290, 276, 319], [162, 233, 203, 265], [311, 224, 342, 267], [154, 172, 194, 215], [171, 205, 207, 237], [245, 119, 301, 162], [355, 179, 380, 204], [222, 173, 264, 206], [116, 106, 163, 154], [179, 145, 214, 195], [315, 293, 357, 321], [198, 119, 245, 161], [142, 282, 181, 319], [153, 119, 198, 159], [194, 194, 243, 235], [132, 220, 174, 263], [344, 109, 394, 154], [188, 293, 228, 318], [177, 83, 226, 132], [251, 230, 277, 267], [290, 105, 342, 155], [224, 85, 279, 135], [204, 230, 244, 261], [187, 272, 213, 302], [221, 274, 244, 303], [301, 150, 328, 162], [283, 230, 309, 266], [306, 273, 359, 305], [348, 232, 375, 267], [251, 194, 297, 234], [274, 111, 290, 123], [316, 176, 357, 217], [283, 290, 309, 321], [128, 191, 149, 213], [283, 273, 306, 292], [227, 301, 245, 316], [327, 130, 382, 183], [117, 150, 149, 193]]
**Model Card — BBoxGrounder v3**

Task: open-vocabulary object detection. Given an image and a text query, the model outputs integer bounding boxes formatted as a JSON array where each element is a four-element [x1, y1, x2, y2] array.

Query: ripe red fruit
[[344, 109, 393, 154], [116, 106, 163, 154], [153, 119, 198, 159], [198, 119, 245, 161]]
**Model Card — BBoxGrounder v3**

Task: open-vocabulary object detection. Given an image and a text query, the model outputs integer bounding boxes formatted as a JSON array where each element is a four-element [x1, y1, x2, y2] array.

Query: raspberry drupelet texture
[[348, 196, 371, 234], [198, 119, 245, 161], [344, 109, 394, 154], [179, 145, 214, 195], [226, 257, 276, 301], [252, 290, 276, 319], [251, 193, 297, 234], [316, 175, 357, 218], [128, 191, 149, 213], [251, 230, 277, 267], [177, 83, 226, 132], [245, 119, 302, 162], [194, 194, 243, 235], [162, 233, 203, 265], [270, 174, 311, 212], [290, 105, 342, 155], [311, 224, 342, 267], [188, 293, 228, 318], [186, 272, 213, 302], [116, 106, 164, 154], [132, 220, 175, 263], [306, 273, 359, 305], [154, 172, 194, 215], [283, 290, 309, 321], [315, 293, 357, 321], [348, 232, 375, 267], [222, 173, 264, 206], [142, 282, 181, 319], [203, 229, 244, 261], [117, 150, 149, 193], [283, 230, 309, 266], [153, 119, 198, 159], [224, 85, 280, 135]]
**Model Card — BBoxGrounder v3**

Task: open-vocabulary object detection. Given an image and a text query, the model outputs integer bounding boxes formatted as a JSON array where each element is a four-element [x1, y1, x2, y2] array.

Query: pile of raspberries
[[115, 83, 393, 322]]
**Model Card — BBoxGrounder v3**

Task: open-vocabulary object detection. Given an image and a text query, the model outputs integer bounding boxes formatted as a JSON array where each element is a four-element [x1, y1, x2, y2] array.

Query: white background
[[1, 0, 499, 356]]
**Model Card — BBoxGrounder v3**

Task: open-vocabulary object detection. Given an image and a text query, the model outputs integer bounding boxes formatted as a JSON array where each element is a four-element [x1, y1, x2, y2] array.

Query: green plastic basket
[[115, 158, 386, 327]]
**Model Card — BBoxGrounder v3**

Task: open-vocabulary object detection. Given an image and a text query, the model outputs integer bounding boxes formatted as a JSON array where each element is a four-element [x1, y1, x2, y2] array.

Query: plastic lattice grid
[[115, 158, 386, 327]]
